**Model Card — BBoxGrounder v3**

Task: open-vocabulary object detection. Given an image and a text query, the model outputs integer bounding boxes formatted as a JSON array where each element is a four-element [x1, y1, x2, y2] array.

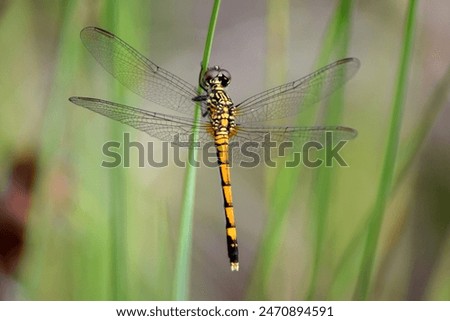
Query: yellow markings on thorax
[[208, 86, 236, 138]]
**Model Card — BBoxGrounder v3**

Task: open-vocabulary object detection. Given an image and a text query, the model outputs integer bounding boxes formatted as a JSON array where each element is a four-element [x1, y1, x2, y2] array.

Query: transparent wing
[[69, 97, 213, 145], [235, 58, 360, 123], [69, 97, 356, 165], [80, 27, 198, 115], [234, 125, 357, 143], [228, 125, 357, 164]]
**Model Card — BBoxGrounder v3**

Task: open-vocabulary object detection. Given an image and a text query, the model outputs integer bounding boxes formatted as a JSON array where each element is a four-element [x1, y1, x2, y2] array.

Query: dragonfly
[[69, 26, 359, 272]]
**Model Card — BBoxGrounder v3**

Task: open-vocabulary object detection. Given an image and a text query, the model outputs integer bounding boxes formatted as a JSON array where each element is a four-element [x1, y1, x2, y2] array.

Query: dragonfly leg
[[191, 94, 209, 117], [192, 95, 207, 102]]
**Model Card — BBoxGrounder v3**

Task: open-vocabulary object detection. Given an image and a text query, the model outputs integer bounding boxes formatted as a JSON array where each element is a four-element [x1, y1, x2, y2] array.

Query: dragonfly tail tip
[[230, 262, 239, 272]]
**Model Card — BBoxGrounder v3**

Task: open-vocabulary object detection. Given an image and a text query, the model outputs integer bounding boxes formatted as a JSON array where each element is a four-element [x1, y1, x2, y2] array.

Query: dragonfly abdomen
[[215, 134, 239, 271], [208, 85, 239, 271]]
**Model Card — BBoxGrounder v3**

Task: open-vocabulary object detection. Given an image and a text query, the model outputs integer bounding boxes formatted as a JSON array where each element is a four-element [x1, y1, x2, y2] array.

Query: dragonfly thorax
[[207, 86, 237, 136], [202, 66, 236, 136]]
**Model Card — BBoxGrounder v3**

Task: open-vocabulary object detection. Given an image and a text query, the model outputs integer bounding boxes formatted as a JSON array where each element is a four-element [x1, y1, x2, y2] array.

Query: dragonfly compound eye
[[203, 68, 220, 87], [219, 69, 231, 87]]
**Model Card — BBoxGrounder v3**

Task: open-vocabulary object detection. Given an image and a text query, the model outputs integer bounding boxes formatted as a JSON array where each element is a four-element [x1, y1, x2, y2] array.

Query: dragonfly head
[[202, 66, 231, 89]]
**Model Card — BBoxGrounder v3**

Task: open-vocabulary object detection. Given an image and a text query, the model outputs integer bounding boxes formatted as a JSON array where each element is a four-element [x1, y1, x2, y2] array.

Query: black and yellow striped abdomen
[[207, 84, 239, 271], [215, 134, 239, 271]]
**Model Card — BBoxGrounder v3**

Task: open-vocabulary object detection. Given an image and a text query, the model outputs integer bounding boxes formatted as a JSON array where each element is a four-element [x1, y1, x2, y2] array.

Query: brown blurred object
[[407, 125, 450, 300], [0, 153, 37, 297], [0, 0, 10, 19]]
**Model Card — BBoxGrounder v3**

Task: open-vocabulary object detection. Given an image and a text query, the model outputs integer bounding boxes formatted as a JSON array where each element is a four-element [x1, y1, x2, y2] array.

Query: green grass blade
[[102, 0, 129, 300], [353, 0, 418, 300], [306, 0, 354, 300], [246, 0, 290, 299], [172, 0, 221, 301]]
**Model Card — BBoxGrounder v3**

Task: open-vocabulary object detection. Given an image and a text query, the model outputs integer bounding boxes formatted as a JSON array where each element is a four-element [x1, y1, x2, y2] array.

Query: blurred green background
[[0, 0, 449, 300]]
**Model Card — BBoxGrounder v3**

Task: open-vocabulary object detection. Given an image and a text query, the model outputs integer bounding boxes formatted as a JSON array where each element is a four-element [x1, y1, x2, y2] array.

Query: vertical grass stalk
[[353, 0, 418, 300], [103, 0, 128, 300], [173, 0, 221, 300], [306, 0, 354, 300], [246, 0, 290, 300]]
